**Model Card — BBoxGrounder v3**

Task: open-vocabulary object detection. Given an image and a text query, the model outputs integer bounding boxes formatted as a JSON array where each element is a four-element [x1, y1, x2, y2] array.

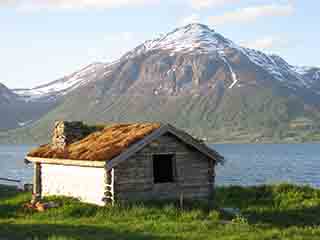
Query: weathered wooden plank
[[107, 124, 222, 171], [33, 163, 41, 199], [113, 132, 215, 202]]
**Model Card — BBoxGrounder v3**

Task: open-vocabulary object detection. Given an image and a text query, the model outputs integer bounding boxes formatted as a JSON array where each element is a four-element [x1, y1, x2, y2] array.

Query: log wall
[[114, 133, 215, 201]]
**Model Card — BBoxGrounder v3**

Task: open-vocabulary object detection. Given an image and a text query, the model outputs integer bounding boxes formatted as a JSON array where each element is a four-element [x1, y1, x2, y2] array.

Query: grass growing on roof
[[0, 183, 320, 239], [27, 123, 161, 161]]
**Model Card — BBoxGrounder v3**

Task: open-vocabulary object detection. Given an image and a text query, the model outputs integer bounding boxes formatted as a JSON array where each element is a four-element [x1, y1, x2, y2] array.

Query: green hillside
[[1, 86, 319, 144]]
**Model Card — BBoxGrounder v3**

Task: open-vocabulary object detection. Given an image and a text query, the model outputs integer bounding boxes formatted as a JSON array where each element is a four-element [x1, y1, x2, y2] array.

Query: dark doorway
[[153, 154, 175, 183]]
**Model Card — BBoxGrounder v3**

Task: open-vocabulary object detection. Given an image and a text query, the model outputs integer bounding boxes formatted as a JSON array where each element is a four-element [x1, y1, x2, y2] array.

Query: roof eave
[[25, 156, 106, 168], [165, 124, 225, 164]]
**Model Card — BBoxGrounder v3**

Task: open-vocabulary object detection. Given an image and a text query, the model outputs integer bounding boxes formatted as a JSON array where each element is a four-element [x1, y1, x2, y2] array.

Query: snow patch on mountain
[[293, 66, 320, 83], [125, 24, 235, 58], [241, 49, 292, 84], [292, 66, 313, 75], [18, 120, 33, 127], [13, 62, 112, 102], [124, 23, 317, 92], [240, 49, 312, 88], [218, 50, 239, 89], [11, 23, 320, 103]]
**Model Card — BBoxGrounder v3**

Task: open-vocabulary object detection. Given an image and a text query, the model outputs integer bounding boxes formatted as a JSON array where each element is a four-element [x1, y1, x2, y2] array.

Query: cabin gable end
[[113, 133, 214, 201]]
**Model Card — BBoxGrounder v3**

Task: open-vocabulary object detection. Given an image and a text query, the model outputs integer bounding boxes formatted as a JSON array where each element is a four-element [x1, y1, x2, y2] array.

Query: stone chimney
[[52, 121, 88, 150]]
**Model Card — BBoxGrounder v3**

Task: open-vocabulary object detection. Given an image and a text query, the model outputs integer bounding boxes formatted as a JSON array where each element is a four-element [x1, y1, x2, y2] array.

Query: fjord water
[[0, 145, 33, 186], [0, 144, 319, 187], [214, 144, 320, 188]]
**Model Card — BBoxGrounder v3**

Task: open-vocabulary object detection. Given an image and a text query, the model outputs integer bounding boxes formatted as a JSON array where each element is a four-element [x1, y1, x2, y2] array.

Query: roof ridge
[[27, 122, 224, 165]]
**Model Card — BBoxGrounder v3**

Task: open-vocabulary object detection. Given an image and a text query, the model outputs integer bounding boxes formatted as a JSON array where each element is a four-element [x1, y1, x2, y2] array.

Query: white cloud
[[208, 3, 294, 25], [8, 0, 159, 10], [179, 14, 201, 26], [190, 0, 240, 10], [241, 36, 289, 51]]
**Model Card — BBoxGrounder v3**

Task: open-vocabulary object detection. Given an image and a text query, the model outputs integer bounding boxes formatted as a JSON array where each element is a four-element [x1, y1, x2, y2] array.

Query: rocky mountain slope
[[0, 63, 107, 130], [0, 83, 59, 130], [1, 24, 320, 143]]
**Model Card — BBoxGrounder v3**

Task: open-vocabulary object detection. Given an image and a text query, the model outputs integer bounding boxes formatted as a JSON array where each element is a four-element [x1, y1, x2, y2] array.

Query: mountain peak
[[177, 23, 214, 32], [125, 23, 234, 57]]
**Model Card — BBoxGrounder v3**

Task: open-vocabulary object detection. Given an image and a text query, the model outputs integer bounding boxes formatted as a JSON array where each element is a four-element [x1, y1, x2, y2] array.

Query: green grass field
[[0, 184, 320, 239]]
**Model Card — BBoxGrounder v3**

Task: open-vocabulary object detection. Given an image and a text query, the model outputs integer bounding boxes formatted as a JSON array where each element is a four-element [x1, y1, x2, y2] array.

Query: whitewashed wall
[[41, 164, 105, 206]]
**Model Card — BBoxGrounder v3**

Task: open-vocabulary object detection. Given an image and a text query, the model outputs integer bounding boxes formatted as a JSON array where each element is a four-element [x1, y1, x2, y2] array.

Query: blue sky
[[1, 0, 319, 88]]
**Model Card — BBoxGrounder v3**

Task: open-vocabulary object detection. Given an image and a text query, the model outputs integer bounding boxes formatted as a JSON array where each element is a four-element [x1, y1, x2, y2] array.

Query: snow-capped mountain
[[13, 63, 107, 102], [1, 23, 320, 137], [124, 24, 234, 57], [118, 23, 319, 95], [11, 23, 320, 101], [294, 66, 320, 91], [0, 62, 119, 130]]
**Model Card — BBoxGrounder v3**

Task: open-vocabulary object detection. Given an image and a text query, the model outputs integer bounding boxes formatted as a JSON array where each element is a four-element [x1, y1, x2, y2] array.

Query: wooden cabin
[[25, 121, 224, 206]]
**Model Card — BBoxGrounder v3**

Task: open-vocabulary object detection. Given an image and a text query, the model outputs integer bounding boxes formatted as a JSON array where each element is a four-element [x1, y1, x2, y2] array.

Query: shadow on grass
[[247, 206, 320, 227], [0, 223, 173, 240], [0, 185, 30, 218], [0, 184, 23, 201], [216, 184, 320, 228], [0, 204, 22, 218], [123, 199, 210, 211]]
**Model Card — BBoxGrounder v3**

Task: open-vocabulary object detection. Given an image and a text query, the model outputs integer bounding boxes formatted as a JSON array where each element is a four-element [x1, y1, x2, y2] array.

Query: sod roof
[[27, 123, 161, 162]]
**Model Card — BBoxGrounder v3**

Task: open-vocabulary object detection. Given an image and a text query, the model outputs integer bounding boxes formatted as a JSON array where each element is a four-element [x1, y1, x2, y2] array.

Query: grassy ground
[[0, 184, 320, 240]]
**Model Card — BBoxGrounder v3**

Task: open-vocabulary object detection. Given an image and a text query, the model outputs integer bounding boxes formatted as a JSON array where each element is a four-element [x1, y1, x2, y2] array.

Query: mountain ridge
[[6, 24, 320, 101], [1, 23, 320, 143]]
